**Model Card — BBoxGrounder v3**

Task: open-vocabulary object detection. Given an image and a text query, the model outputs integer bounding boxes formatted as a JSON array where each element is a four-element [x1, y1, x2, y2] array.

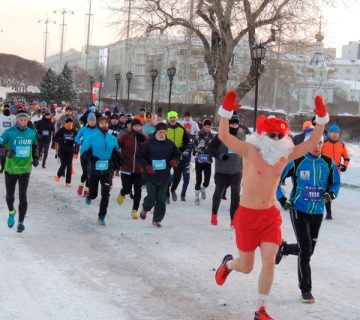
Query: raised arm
[[218, 90, 249, 157], [289, 96, 329, 161]]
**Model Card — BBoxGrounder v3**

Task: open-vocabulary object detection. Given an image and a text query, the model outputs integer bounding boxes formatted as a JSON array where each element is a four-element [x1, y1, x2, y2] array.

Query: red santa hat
[[256, 115, 290, 136]]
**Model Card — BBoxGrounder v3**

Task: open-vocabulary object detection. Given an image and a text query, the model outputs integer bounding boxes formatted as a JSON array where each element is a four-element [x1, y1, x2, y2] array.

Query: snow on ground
[[0, 148, 359, 320]]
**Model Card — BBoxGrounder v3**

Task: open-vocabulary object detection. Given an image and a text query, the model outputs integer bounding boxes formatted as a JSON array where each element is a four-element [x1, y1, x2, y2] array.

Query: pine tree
[[39, 68, 58, 102], [57, 63, 77, 102]]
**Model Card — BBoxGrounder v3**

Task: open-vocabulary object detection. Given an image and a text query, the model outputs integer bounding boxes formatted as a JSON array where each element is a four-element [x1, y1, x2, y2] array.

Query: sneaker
[[140, 209, 147, 220], [301, 291, 315, 304], [7, 210, 16, 228], [275, 240, 287, 265], [42, 164, 46, 168], [17, 222, 25, 233], [117, 194, 125, 205], [131, 210, 139, 219], [152, 221, 162, 228], [215, 254, 233, 285], [85, 197, 91, 205], [201, 187, 206, 200], [66, 183, 72, 188], [55, 176, 60, 183], [211, 214, 218, 226], [230, 219, 235, 228], [254, 306, 274, 320], [181, 195, 186, 201], [195, 190, 200, 205], [96, 217, 106, 226], [77, 184, 84, 196], [171, 190, 177, 202], [325, 215, 332, 220], [222, 194, 227, 200]]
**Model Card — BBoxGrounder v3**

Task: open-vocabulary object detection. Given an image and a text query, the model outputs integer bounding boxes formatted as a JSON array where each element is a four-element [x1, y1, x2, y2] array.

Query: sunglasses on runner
[[267, 132, 284, 140]]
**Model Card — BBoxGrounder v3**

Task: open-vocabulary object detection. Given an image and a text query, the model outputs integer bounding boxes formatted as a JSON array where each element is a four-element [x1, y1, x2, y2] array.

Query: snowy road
[[0, 149, 359, 320]]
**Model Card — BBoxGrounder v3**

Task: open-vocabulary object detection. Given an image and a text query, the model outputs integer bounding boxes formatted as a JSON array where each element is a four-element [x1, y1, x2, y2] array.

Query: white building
[[341, 41, 360, 60]]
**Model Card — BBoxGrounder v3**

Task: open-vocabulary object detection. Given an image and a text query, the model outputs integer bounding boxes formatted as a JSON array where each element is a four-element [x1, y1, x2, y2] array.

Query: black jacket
[[79, 110, 102, 125], [35, 118, 55, 143], [54, 127, 78, 153], [136, 137, 180, 185]]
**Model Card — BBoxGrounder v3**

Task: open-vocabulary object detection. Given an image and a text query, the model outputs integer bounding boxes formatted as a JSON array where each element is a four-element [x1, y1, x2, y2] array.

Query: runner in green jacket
[[0, 111, 39, 232]]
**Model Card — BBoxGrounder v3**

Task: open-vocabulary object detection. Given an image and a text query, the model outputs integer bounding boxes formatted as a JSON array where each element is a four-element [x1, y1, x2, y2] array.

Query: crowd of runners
[[0, 92, 350, 319]]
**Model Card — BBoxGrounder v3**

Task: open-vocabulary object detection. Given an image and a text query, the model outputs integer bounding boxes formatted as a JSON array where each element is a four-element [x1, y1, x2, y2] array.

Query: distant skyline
[[0, 0, 359, 61]]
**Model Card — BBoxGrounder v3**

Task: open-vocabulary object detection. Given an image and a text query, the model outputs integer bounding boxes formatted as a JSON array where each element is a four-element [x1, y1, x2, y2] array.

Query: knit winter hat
[[65, 117, 74, 123], [87, 112, 96, 122], [167, 111, 178, 119], [155, 122, 168, 132], [304, 128, 324, 142], [203, 119, 212, 127], [131, 119, 142, 127], [328, 123, 340, 133], [16, 110, 30, 120]]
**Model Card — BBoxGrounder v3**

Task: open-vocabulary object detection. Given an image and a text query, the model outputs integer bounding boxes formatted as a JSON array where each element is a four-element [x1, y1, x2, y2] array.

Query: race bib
[[95, 160, 109, 171], [42, 130, 49, 136], [64, 133, 74, 141], [15, 146, 31, 158], [182, 149, 191, 158], [303, 186, 323, 202], [197, 153, 210, 163], [152, 159, 166, 171], [2, 121, 11, 128]]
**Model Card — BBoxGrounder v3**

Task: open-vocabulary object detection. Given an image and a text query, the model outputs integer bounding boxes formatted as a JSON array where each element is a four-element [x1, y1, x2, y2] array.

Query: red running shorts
[[234, 205, 282, 252]]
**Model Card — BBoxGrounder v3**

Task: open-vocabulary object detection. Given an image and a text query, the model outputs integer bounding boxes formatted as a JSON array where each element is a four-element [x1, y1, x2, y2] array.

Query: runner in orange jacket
[[321, 123, 350, 219]]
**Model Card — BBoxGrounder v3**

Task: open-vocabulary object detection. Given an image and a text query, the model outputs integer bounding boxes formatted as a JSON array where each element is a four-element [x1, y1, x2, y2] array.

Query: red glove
[[146, 165, 155, 175], [73, 153, 79, 160], [169, 160, 178, 168], [313, 95, 329, 125], [218, 90, 241, 119]]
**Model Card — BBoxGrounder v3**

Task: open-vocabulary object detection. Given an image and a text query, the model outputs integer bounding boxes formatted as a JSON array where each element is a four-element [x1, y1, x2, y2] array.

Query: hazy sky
[[0, 0, 359, 62]]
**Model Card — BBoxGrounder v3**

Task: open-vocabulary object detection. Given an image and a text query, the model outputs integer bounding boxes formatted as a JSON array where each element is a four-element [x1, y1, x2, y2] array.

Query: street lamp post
[[150, 68, 158, 114], [115, 72, 121, 106], [89, 75, 95, 104], [98, 75, 103, 109], [167, 66, 177, 113], [126, 71, 133, 111], [252, 43, 266, 131]]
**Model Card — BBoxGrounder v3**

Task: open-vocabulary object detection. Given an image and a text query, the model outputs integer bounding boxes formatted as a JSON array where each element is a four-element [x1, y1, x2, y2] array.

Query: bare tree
[[110, 0, 333, 107]]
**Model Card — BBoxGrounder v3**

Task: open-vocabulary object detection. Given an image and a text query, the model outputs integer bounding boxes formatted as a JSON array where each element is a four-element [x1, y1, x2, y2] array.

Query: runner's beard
[[246, 133, 294, 165]]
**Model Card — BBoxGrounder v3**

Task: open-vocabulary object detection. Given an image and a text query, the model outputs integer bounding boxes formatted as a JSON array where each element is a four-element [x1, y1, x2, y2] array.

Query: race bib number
[[95, 160, 109, 171], [152, 159, 166, 171], [197, 153, 210, 163], [303, 186, 323, 202], [2, 121, 11, 128], [15, 146, 31, 158], [64, 133, 74, 141], [42, 130, 49, 136]]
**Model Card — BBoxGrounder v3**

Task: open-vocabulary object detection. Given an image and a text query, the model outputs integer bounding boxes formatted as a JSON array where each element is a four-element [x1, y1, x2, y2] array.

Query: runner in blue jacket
[[75, 112, 97, 196], [276, 130, 340, 304], [80, 116, 121, 225]]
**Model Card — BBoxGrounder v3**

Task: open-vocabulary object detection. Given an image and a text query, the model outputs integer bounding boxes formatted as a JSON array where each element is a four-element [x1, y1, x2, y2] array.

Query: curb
[[341, 182, 360, 190]]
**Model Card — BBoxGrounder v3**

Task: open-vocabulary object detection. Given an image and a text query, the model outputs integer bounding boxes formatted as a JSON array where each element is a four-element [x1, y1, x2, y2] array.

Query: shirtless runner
[[214, 90, 329, 320]]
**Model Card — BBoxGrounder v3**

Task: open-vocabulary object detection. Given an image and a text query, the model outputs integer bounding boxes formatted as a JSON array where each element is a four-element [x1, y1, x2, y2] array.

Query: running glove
[[279, 197, 292, 211], [340, 164, 347, 172], [323, 192, 336, 203], [32, 159, 39, 167], [169, 160, 178, 168], [146, 165, 155, 175]]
